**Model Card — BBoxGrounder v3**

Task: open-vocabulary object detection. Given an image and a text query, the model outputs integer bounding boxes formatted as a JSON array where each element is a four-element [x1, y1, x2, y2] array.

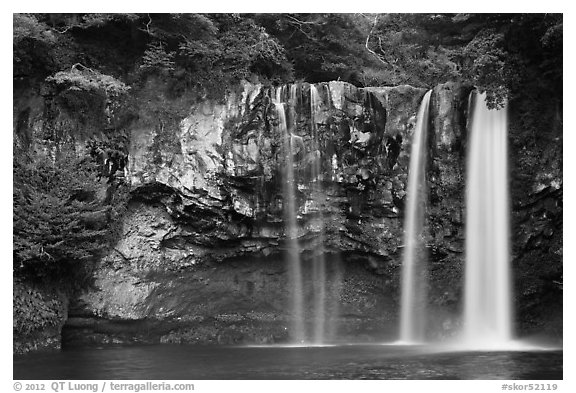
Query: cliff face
[[66, 80, 436, 345], [13, 77, 562, 350]]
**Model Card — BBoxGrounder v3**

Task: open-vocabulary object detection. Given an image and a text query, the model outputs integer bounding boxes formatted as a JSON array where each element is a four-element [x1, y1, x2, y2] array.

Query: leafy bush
[[140, 41, 176, 75], [13, 280, 66, 336], [44, 64, 131, 134], [13, 152, 113, 280], [459, 29, 511, 108], [46, 64, 130, 97], [13, 13, 55, 46], [173, 14, 292, 95], [13, 13, 57, 75], [254, 13, 368, 84], [130, 14, 292, 97]]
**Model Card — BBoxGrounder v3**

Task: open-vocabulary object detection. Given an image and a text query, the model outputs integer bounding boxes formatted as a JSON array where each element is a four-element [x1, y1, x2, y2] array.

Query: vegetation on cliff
[[13, 151, 128, 279], [12, 13, 563, 348], [14, 13, 561, 103], [13, 11, 562, 274]]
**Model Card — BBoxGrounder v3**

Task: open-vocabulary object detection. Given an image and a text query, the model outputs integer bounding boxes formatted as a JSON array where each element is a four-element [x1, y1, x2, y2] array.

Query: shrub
[[140, 41, 176, 75], [13, 280, 66, 336], [46, 64, 130, 98], [13, 152, 111, 280]]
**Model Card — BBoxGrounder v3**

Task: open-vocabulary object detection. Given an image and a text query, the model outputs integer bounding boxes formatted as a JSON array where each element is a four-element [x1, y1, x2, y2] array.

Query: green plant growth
[[46, 63, 130, 97], [13, 152, 122, 281], [13, 280, 66, 337], [140, 41, 176, 75], [14, 13, 562, 106], [13, 13, 57, 76]]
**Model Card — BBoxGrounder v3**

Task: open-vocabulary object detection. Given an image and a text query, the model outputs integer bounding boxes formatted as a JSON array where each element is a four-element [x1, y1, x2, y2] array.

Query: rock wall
[[65, 80, 474, 345], [508, 97, 563, 339], [13, 77, 562, 349]]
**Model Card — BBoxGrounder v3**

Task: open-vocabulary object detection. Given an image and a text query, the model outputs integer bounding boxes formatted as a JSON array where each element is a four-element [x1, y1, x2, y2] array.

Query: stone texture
[[13, 76, 562, 348], [66, 81, 434, 344]]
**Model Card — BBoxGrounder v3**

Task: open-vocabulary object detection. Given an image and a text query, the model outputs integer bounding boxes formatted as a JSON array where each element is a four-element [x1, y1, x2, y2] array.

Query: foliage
[[13, 152, 114, 280], [11, 13, 563, 341], [254, 13, 371, 84], [171, 14, 292, 95], [358, 13, 562, 108], [361, 14, 462, 87], [14, 13, 562, 106], [43, 64, 131, 133], [140, 41, 176, 75], [37, 13, 139, 32], [13, 13, 55, 45], [101, 13, 291, 97], [215, 15, 289, 79], [13, 14, 57, 75], [459, 29, 511, 108], [46, 64, 130, 97], [13, 280, 65, 336]]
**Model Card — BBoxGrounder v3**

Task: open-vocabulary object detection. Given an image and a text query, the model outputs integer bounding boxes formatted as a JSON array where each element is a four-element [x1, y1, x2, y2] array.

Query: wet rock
[[16, 76, 562, 347]]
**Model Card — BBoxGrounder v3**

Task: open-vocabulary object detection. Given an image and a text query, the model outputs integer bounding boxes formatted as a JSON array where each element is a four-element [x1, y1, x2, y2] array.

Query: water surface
[[14, 344, 562, 380]]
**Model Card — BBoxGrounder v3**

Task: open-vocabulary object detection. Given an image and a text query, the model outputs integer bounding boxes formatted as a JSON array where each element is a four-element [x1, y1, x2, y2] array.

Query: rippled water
[[14, 344, 562, 380]]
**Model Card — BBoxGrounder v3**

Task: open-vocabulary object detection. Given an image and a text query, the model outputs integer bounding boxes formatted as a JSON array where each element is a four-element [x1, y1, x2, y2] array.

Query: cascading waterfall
[[399, 90, 432, 343], [274, 86, 305, 343], [463, 91, 512, 348], [310, 84, 327, 344], [274, 83, 340, 345]]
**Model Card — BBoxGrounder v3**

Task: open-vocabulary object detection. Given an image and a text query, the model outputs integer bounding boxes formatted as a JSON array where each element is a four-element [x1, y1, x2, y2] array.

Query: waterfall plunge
[[463, 92, 513, 348], [274, 84, 342, 345], [274, 86, 305, 344], [399, 90, 432, 344]]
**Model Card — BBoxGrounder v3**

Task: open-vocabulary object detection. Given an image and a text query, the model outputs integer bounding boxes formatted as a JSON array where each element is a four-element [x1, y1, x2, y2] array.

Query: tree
[[140, 41, 176, 76], [254, 13, 373, 84], [13, 152, 120, 281], [359, 13, 562, 108], [13, 13, 57, 76], [362, 14, 462, 87]]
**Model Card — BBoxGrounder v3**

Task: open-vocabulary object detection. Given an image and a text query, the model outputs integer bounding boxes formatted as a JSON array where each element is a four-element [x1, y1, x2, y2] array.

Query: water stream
[[463, 91, 512, 348], [274, 86, 305, 343], [399, 90, 432, 343], [14, 344, 562, 380]]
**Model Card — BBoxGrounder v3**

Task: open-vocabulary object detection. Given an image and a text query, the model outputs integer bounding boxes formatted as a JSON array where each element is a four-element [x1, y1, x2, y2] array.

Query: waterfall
[[399, 90, 432, 343], [310, 84, 327, 344], [274, 86, 305, 343], [463, 91, 512, 347]]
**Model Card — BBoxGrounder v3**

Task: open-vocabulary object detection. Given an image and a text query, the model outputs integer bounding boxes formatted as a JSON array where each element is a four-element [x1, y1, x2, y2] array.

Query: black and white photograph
[[11, 6, 566, 387]]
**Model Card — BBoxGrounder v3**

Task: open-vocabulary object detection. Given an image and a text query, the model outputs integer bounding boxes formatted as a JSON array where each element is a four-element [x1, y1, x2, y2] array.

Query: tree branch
[[138, 13, 154, 36], [285, 15, 320, 26], [365, 14, 390, 67], [71, 63, 96, 74], [285, 15, 315, 40], [145, 13, 152, 34], [54, 25, 76, 34]]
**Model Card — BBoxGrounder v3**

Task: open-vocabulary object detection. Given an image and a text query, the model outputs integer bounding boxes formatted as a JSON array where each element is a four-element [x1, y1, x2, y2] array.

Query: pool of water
[[14, 344, 562, 380]]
